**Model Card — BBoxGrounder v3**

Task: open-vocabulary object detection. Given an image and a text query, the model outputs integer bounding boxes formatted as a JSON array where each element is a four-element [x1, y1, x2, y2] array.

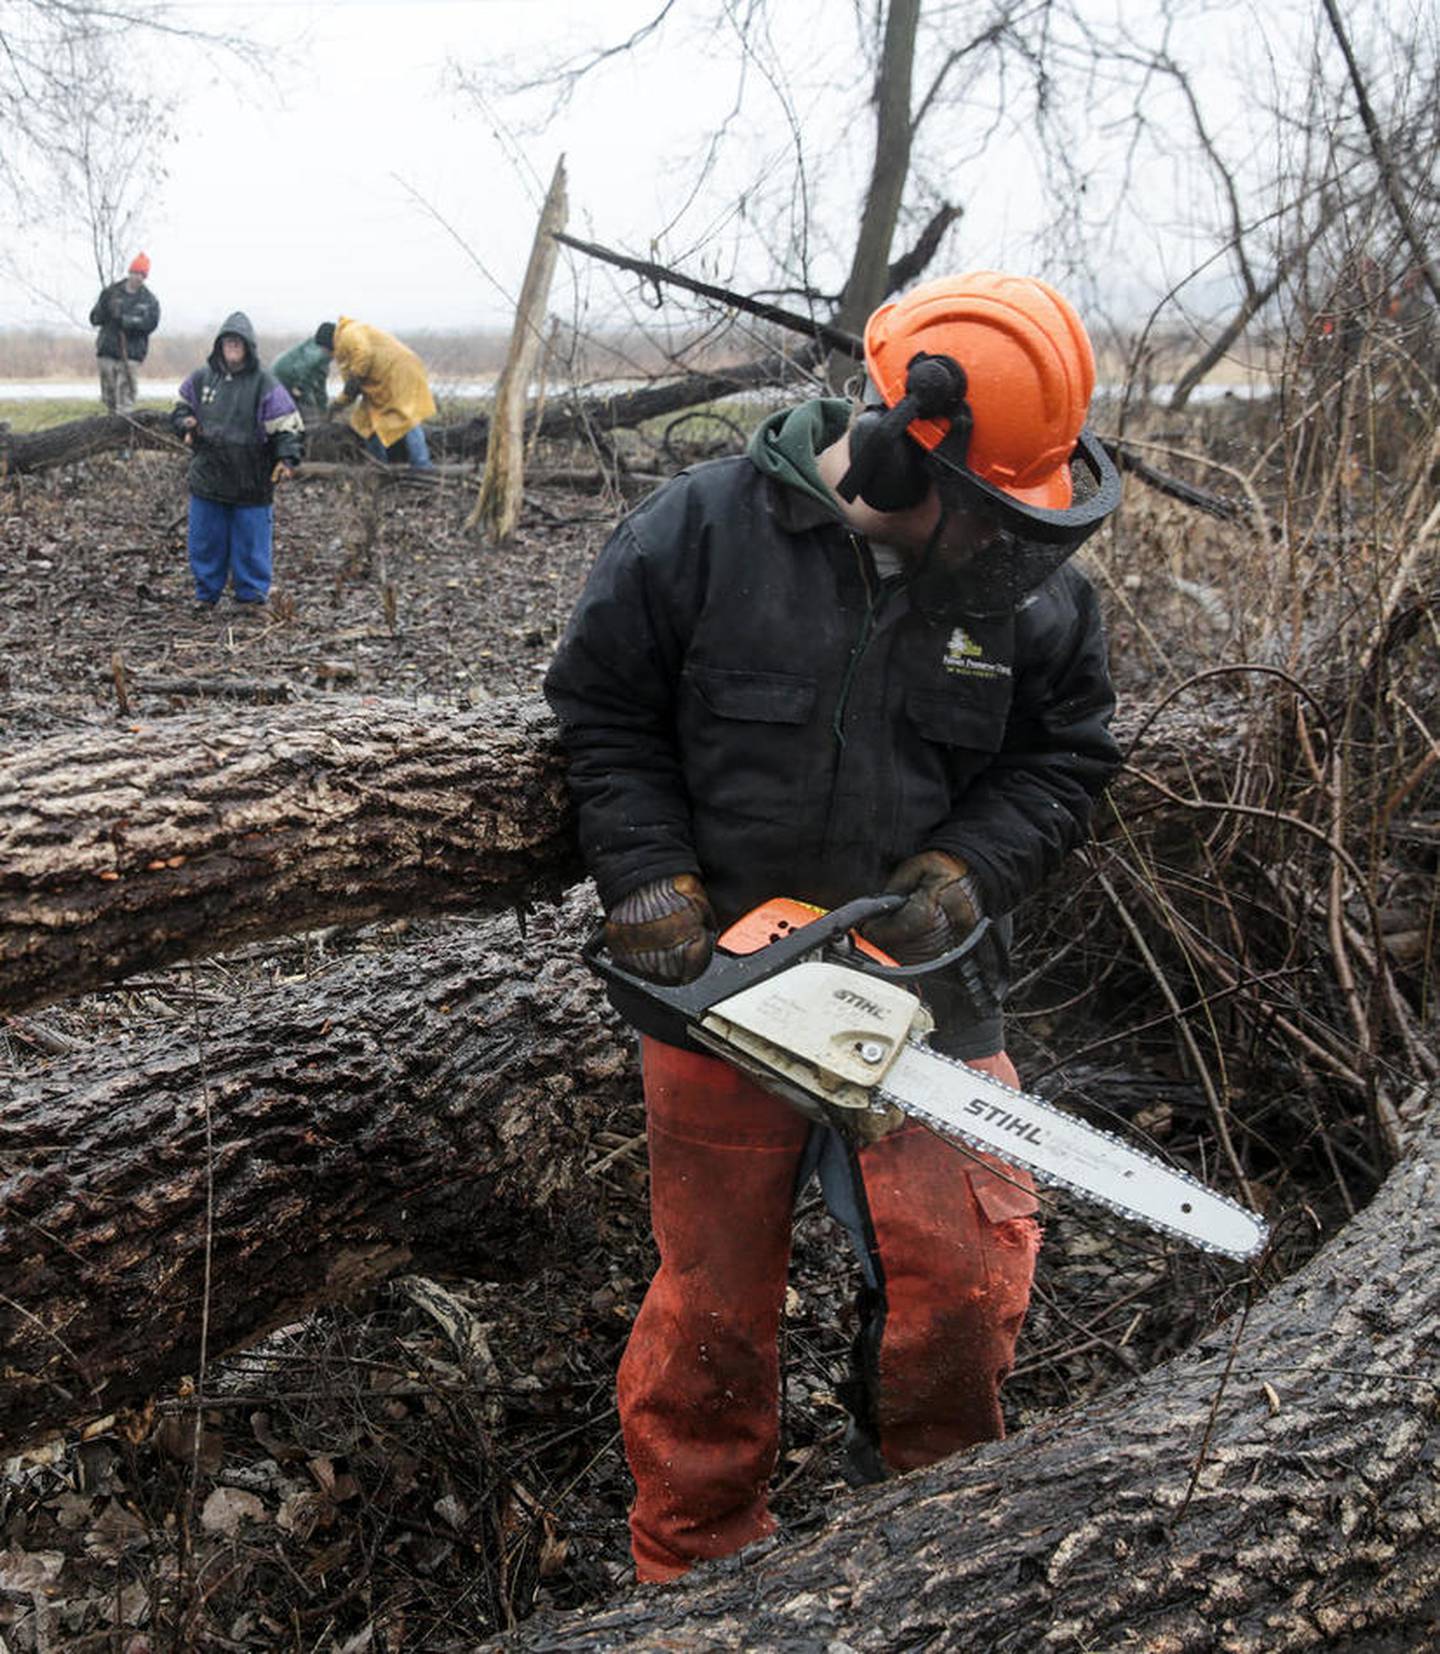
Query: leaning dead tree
[[469, 155, 568, 543]]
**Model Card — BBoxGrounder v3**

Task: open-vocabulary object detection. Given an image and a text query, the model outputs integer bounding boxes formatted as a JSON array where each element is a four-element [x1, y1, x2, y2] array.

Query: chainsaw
[[585, 893, 1269, 1261]]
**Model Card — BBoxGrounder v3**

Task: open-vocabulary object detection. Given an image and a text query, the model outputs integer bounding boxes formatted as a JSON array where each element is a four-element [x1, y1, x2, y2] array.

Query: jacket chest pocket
[[690, 665, 817, 725], [680, 665, 818, 817], [906, 678, 1013, 754]]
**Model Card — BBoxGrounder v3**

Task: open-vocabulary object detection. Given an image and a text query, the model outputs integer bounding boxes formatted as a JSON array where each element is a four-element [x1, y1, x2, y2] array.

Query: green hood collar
[[747, 398, 851, 519]]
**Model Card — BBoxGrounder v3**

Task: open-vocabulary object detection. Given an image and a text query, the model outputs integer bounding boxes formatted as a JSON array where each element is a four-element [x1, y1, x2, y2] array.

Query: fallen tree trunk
[[0, 696, 583, 1013], [4, 719, 1434, 1642], [433, 348, 822, 460], [7, 904, 1433, 1642], [0, 391, 1293, 531], [0, 410, 176, 471], [0, 896, 635, 1449], [502, 1100, 1440, 1651], [0, 693, 1236, 1016]]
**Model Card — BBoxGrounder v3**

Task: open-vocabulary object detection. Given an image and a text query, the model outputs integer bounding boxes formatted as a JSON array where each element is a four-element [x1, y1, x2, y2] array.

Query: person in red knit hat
[[89, 252, 161, 416]]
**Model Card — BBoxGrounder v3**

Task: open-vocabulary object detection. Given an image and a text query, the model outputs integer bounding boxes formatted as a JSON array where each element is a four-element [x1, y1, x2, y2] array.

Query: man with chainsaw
[[544, 271, 1124, 1583]]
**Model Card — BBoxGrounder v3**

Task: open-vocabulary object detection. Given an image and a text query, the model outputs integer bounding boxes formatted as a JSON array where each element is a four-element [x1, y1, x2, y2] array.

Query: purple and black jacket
[[171, 310, 303, 506]]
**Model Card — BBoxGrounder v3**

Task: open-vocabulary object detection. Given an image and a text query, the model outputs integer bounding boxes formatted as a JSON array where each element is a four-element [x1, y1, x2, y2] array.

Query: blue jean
[[188, 495, 274, 603], [366, 425, 434, 469]]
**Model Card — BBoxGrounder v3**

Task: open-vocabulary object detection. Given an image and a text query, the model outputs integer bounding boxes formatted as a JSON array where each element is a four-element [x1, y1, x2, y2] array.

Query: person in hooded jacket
[[270, 335, 333, 426], [90, 252, 161, 415], [543, 271, 1125, 1584], [172, 312, 304, 612]]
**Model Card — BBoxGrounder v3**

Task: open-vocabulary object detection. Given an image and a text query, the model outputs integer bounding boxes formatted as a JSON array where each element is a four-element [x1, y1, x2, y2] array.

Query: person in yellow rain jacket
[[314, 318, 437, 470]]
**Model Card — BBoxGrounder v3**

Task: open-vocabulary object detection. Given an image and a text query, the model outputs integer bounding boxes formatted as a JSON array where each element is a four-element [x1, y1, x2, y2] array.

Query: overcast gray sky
[[3, 0, 1417, 363], [4, 0, 773, 345]]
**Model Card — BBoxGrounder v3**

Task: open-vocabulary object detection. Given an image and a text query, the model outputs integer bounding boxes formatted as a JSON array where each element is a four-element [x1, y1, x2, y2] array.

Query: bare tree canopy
[[0, 3, 250, 286], [453, 0, 1437, 407]]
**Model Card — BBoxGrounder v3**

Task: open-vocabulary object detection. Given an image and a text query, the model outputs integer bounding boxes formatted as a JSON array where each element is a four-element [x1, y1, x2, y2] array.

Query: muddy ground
[[0, 446, 1333, 1650]]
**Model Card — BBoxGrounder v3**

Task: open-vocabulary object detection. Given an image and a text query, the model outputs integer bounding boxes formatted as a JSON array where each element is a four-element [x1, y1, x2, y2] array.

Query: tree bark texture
[[0, 696, 583, 1013], [470, 156, 568, 544], [501, 1104, 1440, 1652], [0, 694, 1246, 1017], [3, 688, 1435, 1642], [0, 898, 636, 1450]]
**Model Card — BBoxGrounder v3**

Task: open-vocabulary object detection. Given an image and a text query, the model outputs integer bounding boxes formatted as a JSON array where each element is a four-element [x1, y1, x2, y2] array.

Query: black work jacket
[[90, 282, 160, 362], [544, 454, 1120, 1047]]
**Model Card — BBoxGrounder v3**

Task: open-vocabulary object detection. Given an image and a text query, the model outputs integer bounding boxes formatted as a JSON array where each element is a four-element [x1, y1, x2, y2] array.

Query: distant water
[[0, 377, 1272, 404], [0, 378, 500, 401], [0, 379, 181, 401]]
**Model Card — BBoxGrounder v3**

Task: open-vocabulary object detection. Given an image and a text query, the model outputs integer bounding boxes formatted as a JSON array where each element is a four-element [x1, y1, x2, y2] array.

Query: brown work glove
[[605, 874, 715, 985], [270, 461, 295, 483], [861, 850, 982, 964]]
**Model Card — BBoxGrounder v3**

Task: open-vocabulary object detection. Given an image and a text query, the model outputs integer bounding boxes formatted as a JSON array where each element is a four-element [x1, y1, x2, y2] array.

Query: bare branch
[[1318, 0, 1440, 307], [552, 230, 863, 357]]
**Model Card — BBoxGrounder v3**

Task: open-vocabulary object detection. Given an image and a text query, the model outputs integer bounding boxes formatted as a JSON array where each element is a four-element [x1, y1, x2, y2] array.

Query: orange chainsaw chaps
[[855, 1052, 1041, 1472], [619, 1037, 1039, 1583], [619, 1037, 810, 1583]]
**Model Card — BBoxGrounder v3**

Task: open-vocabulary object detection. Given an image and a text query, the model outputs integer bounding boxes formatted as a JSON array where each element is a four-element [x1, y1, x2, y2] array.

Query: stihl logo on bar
[[833, 986, 886, 1020], [965, 1094, 1044, 1145]]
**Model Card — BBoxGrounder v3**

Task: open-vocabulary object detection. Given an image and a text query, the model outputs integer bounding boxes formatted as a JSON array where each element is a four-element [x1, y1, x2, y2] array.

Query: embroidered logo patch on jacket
[[942, 627, 1013, 679]]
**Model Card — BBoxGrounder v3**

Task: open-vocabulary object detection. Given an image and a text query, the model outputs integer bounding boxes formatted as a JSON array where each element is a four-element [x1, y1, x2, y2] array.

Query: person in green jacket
[[270, 336, 333, 425]]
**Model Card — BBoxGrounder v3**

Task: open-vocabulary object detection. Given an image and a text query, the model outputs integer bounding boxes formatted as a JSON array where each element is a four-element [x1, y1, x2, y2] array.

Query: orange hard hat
[[863, 271, 1096, 510]]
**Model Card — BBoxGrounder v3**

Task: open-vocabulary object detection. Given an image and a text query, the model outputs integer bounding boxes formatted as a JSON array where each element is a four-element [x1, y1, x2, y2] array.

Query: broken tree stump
[[470, 156, 568, 544], [0, 896, 633, 1449]]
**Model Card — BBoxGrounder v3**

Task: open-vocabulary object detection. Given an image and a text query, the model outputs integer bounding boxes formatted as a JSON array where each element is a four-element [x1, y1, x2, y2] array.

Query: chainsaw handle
[[835, 914, 994, 981], [582, 892, 907, 1037]]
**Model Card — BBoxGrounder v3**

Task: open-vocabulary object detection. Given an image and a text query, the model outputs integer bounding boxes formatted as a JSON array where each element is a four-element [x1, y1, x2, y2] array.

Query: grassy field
[[0, 397, 173, 431]]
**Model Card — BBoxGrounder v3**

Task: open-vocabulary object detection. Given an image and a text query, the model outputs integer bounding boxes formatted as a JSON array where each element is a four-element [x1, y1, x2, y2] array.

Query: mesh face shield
[[915, 430, 1121, 619], [836, 353, 1121, 617]]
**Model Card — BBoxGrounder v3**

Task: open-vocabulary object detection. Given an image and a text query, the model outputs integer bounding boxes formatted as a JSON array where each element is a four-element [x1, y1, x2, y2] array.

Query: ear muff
[[837, 352, 972, 513], [843, 407, 932, 511]]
